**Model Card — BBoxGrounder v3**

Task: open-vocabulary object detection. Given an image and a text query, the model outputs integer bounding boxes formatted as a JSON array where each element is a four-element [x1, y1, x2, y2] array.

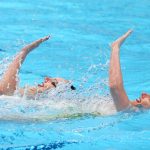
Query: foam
[[0, 91, 116, 121], [0, 56, 116, 121]]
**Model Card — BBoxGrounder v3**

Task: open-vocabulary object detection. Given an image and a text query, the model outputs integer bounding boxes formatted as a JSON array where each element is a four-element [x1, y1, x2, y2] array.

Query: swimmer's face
[[38, 77, 68, 88], [38, 77, 76, 90], [43, 77, 58, 88], [137, 93, 150, 108]]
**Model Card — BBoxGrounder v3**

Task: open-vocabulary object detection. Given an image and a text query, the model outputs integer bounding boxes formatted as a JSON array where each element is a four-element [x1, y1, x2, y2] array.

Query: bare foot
[[22, 35, 51, 53], [41, 35, 50, 42], [111, 30, 133, 48]]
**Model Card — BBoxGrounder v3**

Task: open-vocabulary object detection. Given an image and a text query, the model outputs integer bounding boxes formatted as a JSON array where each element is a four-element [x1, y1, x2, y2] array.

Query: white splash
[[0, 54, 115, 121], [0, 89, 116, 121]]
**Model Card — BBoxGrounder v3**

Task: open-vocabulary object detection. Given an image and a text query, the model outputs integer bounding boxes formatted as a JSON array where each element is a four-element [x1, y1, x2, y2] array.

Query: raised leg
[[109, 30, 132, 111], [0, 35, 50, 95]]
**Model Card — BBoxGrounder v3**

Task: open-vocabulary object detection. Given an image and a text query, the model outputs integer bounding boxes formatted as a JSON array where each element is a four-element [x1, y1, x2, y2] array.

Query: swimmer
[[0, 31, 149, 111], [0, 36, 76, 97], [109, 30, 150, 111]]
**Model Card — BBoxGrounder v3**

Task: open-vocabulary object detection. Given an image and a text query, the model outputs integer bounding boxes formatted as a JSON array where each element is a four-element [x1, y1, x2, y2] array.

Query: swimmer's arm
[[109, 44, 130, 111], [21, 35, 50, 52]]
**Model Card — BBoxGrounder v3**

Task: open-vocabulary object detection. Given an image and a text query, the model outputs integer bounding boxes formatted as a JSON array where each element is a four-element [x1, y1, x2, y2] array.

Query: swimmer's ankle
[[41, 35, 50, 42], [111, 29, 133, 48]]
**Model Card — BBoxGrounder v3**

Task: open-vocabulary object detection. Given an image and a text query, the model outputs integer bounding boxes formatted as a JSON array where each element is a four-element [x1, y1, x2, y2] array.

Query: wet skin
[[131, 93, 150, 108]]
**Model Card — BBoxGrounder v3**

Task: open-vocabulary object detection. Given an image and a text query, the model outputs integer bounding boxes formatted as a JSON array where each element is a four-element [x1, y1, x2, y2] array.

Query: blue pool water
[[0, 0, 150, 149]]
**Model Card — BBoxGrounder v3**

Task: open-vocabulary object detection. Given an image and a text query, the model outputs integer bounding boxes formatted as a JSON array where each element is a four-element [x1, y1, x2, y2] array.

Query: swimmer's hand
[[18, 87, 38, 96], [27, 86, 49, 95], [27, 87, 38, 95]]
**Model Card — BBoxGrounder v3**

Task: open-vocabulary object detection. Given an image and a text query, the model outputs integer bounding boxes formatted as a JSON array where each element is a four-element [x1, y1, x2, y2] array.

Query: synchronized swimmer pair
[[0, 30, 149, 112]]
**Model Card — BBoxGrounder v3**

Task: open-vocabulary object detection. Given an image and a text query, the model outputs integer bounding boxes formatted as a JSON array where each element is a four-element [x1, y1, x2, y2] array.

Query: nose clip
[[51, 82, 57, 87]]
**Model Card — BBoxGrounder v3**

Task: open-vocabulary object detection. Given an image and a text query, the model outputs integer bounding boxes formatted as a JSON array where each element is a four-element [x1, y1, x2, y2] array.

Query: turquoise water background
[[0, 0, 150, 149]]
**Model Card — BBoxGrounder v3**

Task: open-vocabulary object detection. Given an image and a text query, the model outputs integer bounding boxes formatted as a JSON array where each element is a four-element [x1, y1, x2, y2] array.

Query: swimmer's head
[[38, 77, 76, 90], [135, 93, 150, 108]]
